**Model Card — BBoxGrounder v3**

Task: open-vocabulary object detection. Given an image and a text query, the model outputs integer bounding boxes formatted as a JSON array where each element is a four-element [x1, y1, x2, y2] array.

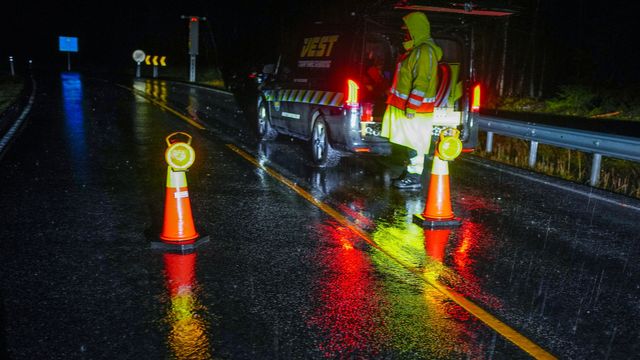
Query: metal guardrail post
[[590, 153, 602, 186], [529, 141, 538, 168], [476, 115, 640, 163], [486, 131, 494, 153]]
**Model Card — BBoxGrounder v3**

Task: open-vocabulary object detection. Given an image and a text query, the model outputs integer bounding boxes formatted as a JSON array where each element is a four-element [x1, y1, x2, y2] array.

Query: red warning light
[[345, 79, 359, 108], [471, 83, 481, 112], [190, 17, 198, 22]]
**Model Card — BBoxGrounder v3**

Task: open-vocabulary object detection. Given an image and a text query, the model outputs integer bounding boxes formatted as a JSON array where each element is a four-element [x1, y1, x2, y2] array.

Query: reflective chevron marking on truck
[[263, 89, 344, 107]]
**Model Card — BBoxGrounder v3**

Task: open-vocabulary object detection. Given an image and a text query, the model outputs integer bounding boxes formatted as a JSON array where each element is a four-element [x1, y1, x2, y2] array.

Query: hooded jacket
[[387, 12, 443, 114]]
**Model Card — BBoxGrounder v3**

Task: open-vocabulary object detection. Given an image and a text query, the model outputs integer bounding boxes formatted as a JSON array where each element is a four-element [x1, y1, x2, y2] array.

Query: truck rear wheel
[[311, 118, 340, 167]]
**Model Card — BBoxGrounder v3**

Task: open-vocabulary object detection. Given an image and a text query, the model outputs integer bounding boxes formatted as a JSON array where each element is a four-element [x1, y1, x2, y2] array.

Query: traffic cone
[[413, 155, 461, 228], [160, 166, 199, 243], [152, 132, 208, 252]]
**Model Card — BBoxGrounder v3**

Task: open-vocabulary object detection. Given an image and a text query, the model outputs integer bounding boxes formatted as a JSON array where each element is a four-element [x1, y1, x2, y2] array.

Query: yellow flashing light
[[165, 132, 196, 171]]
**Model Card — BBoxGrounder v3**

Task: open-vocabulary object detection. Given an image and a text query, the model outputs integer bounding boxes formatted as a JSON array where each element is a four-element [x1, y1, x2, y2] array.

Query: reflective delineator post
[[152, 132, 209, 252], [413, 128, 463, 229]]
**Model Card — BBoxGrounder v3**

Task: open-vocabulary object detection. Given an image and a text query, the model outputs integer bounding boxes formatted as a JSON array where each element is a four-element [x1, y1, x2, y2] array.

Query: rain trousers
[[381, 12, 443, 174]]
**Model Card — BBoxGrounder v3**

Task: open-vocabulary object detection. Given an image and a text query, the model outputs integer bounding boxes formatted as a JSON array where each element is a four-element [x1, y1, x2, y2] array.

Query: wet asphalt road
[[0, 73, 639, 359]]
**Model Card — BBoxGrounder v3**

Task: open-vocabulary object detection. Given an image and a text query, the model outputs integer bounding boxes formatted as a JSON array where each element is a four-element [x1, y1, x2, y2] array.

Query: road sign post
[[132, 50, 145, 78], [181, 15, 206, 82], [58, 36, 79, 72], [189, 56, 196, 82], [141, 53, 166, 78]]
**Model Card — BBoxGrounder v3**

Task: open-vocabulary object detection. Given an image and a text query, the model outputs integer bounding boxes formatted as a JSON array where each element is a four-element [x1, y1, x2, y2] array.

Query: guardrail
[[476, 114, 640, 186]]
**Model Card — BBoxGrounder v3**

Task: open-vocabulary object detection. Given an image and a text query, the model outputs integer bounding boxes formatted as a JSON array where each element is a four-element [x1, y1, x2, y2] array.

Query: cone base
[[413, 214, 462, 229], [160, 232, 200, 242], [151, 234, 210, 254]]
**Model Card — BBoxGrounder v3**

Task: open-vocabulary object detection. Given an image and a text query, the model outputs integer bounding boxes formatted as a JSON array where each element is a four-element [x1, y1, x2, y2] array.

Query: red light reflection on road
[[337, 198, 375, 229], [449, 221, 502, 310], [423, 228, 479, 323], [424, 229, 451, 262], [163, 252, 212, 359], [308, 221, 387, 358]]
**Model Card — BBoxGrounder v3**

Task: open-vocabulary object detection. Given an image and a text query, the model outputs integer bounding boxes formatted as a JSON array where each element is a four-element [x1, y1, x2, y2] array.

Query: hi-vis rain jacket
[[381, 12, 443, 159]]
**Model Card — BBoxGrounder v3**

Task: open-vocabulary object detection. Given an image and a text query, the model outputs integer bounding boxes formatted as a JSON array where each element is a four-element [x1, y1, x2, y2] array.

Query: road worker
[[381, 11, 442, 189]]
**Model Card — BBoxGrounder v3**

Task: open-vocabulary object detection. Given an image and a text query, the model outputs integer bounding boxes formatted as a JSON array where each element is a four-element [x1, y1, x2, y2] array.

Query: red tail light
[[471, 83, 481, 112], [361, 102, 373, 121], [346, 79, 359, 108]]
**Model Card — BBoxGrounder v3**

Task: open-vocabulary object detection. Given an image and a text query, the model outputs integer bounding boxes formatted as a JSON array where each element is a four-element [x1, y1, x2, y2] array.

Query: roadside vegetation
[[489, 85, 640, 121], [476, 85, 640, 199], [0, 73, 24, 115]]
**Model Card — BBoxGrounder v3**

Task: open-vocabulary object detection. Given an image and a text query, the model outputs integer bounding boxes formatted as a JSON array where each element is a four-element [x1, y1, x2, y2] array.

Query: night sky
[[3, 0, 639, 92]]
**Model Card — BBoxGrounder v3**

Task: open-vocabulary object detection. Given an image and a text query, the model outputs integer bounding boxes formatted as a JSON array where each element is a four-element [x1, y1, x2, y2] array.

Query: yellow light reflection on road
[[163, 252, 212, 359], [371, 221, 485, 358]]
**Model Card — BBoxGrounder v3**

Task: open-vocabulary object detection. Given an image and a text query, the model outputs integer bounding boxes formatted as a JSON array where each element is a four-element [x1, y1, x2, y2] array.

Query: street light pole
[[181, 15, 206, 82]]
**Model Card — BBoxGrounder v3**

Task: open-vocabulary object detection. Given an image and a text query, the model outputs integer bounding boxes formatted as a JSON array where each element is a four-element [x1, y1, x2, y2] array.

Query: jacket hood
[[402, 12, 434, 50]]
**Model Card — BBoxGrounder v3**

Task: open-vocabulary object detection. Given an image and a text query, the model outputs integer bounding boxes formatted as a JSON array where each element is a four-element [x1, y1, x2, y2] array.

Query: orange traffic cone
[[413, 156, 461, 228], [152, 132, 208, 252], [161, 167, 199, 243]]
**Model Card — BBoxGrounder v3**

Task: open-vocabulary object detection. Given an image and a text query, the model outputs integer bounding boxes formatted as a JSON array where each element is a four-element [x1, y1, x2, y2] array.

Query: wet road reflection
[[137, 78, 640, 358], [305, 194, 512, 358], [371, 219, 488, 358], [187, 87, 200, 122], [162, 252, 212, 359], [61, 72, 88, 184], [308, 221, 386, 358], [4, 75, 633, 357]]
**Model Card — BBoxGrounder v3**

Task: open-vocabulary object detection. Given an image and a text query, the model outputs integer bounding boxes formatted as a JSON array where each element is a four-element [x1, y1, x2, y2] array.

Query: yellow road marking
[[116, 83, 206, 130], [226, 143, 557, 360]]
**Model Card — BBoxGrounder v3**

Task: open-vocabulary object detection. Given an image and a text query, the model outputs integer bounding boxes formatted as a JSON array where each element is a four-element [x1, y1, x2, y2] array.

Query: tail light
[[471, 83, 481, 112], [361, 102, 373, 121], [346, 79, 359, 109]]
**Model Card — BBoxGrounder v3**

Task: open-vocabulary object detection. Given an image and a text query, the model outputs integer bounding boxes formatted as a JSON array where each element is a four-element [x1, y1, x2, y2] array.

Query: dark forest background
[[4, 0, 639, 101]]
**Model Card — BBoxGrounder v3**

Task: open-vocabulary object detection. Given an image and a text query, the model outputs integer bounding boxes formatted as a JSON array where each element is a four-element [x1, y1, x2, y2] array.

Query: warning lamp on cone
[[413, 127, 462, 229], [152, 132, 209, 252], [436, 128, 463, 161]]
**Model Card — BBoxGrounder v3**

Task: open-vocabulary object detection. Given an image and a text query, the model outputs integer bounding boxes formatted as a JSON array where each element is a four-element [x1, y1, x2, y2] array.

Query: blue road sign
[[59, 36, 79, 52]]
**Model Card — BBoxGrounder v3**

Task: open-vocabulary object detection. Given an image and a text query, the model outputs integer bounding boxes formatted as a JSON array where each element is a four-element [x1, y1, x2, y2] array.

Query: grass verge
[[474, 132, 640, 199], [0, 74, 24, 115]]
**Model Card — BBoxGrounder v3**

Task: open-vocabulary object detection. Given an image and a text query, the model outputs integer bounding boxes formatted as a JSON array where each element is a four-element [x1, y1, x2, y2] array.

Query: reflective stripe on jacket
[[386, 42, 441, 113]]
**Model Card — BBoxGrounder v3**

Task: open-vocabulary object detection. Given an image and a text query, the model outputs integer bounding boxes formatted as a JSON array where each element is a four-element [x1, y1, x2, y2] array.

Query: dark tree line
[[474, 0, 637, 100]]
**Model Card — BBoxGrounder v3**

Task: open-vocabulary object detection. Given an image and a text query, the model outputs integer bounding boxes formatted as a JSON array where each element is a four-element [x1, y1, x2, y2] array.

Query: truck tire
[[310, 118, 341, 167]]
